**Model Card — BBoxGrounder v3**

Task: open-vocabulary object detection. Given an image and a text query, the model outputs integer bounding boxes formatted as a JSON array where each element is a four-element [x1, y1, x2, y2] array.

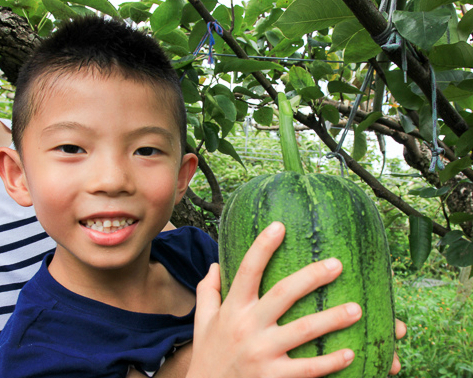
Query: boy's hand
[[187, 222, 362, 378], [389, 319, 407, 375]]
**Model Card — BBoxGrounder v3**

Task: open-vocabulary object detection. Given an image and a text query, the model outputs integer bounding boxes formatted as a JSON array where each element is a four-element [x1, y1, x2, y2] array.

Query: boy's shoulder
[[152, 226, 219, 287]]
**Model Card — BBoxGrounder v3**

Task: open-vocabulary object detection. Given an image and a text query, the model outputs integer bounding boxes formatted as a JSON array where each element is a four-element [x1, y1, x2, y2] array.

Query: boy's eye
[[135, 147, 160, 156], [57, 145, 85, 154]]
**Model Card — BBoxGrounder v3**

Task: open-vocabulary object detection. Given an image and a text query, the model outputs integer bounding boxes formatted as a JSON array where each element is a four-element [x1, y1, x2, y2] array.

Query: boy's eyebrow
[[42, 121, 93, 135], [41, 123, 176, 146], [125, 126, 176, 147]]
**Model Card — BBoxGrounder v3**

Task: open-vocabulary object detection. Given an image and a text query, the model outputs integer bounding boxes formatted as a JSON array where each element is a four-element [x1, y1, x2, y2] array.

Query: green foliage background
[[0, 0, 472, 375]]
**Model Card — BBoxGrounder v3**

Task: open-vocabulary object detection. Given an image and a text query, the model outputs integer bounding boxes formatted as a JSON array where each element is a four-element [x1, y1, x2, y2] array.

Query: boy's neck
[[48, 246, 195, 316]]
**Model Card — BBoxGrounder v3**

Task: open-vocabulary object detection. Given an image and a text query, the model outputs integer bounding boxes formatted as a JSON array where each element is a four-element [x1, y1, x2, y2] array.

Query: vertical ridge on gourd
[[219, 93, 395, 378]]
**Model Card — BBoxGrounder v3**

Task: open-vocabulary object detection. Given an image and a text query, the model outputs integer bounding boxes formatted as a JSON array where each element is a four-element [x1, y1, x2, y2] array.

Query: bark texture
[[0, 7, 39, 84]]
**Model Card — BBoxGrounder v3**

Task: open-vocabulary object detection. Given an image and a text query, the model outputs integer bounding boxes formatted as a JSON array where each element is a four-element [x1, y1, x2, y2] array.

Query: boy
[[0, 118, 176, 332], [0, 16, 402, 378]]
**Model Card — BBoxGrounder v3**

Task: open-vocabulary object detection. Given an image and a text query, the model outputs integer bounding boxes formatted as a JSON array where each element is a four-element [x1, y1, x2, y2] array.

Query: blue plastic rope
[[326, 65, 375, 177], [194, 21, 224, 64], [180, 21, 224, 82], [428, 64, 445, 172]]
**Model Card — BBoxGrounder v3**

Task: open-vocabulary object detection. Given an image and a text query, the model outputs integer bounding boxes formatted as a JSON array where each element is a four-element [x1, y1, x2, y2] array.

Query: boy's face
[[15, 73, 197, 270]]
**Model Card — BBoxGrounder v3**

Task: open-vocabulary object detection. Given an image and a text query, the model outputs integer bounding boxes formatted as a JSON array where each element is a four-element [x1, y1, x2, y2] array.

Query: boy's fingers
[[257, 258, 343, 324], [193, 263, 221, 339], [395, 318, 407, 340], [226, 222, 285, 303], [389, 351, 401, 375], [275, 302, 362, 353], [280, 349, 355, 378]]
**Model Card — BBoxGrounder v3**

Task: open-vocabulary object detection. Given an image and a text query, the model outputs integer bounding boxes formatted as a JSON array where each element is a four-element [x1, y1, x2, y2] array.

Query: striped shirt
[[0, 122, 56, 330]]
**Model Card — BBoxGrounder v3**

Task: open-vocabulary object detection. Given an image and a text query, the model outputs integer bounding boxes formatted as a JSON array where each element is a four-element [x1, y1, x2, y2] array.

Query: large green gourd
[[218, 94, 395, 378]]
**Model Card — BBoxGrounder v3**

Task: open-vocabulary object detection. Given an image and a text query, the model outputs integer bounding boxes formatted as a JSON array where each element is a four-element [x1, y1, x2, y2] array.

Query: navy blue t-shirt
[[0, 227, 218, 378]]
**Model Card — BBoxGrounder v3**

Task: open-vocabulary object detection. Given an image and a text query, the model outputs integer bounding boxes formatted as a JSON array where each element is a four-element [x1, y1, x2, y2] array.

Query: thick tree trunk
[[0, 7, 39, 84]]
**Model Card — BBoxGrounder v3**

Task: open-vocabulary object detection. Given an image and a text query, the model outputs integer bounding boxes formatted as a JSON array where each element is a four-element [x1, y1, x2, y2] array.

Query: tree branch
[[186, 145, 224, 217], [341, 0, 469, 138]]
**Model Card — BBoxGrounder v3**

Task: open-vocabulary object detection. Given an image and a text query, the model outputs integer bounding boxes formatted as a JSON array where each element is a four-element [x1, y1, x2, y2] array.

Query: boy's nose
[[86, 157, 135, 196]]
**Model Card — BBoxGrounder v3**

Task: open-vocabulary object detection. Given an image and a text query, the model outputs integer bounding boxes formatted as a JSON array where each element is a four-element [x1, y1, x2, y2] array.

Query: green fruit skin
[[219, 172, 395, 378]]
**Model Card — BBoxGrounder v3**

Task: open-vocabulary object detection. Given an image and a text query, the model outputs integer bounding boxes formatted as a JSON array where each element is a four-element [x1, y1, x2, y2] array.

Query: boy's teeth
[[82, 218, 135, 233]]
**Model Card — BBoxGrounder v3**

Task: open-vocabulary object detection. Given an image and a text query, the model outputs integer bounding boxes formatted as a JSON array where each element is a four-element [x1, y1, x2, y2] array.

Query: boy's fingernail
[[344, 350, 355, 362], [323, 258, 340, 270], [267, 222, 283, 235], [346, 303, 361, 316]]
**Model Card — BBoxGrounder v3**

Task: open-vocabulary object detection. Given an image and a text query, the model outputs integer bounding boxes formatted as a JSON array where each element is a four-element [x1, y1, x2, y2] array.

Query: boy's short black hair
[[12, 16, 187, 155]]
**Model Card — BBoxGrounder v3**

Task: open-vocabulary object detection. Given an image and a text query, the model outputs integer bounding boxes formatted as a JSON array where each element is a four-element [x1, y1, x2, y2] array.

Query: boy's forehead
[[31, 69, 179, 125], [25, 70, 182, 145]]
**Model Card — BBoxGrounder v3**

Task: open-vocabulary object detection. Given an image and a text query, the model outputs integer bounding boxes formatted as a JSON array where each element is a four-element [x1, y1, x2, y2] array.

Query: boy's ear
[[0, 147, 33, 207], [175, 153, 199, 205]]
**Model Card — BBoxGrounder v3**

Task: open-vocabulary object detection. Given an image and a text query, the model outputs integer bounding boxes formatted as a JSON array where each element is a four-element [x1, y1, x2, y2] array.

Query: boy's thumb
[[194, 263, 221, 336]]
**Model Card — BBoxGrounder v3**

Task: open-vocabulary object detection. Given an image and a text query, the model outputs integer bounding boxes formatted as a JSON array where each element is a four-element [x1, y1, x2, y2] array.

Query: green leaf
[[384, 70, 424, 110], [70, 0, 118, 17], [171, 55, 195, 70], [399, 112, 416, 133], [233, 86, 262, 99], [1, 0, 38, 13], [150, 0, 186, 37], [429, 41, 473, 69], [244, 0, 274, 26], [215, 59, 285, 74], [352, 125, 367, 161], [210, 84, 235, 101], [181, 78, 200, 104], [214, 95, 237, 123], [181, 0, 217, 25], [455, 127, 473, 157], [327, 80, 362, 95], [235, 100, 249, 121], [275, 0, 353, 39], [253, 107, 273, 126], [449, 212, 473, 224], [330, 19, 381, 63], [310, 60, 333, 81], [355, 111, 382, 135], [255, 8, 285, 37], [159, 29, 189, 53], [409, 215, 433, 269], [439, 156, 472, 182], [289, 66, 315, 90], [415, 0, 455, 12], [218, 139, 246, 169], [392, 8, 451, 51], [418, 102, 433, 141], [203, 122, 220, 152], [445, 239, 473, 267], [439, 230, 464, 246], [298, 86, 324, 100], [458, 8, 473, 41], [408, 185, 450, 198], [320, 104, 339, 124], [42, 0, 77, 20], [186, 133, 196, 149]]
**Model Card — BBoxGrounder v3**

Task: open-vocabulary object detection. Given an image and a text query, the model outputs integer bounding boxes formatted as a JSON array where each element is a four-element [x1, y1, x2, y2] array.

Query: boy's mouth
[[80, 218, 136, 234]]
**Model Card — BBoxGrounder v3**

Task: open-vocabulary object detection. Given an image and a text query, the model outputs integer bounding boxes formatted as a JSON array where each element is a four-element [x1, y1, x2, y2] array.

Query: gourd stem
[[277, 92, 304, 175]]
